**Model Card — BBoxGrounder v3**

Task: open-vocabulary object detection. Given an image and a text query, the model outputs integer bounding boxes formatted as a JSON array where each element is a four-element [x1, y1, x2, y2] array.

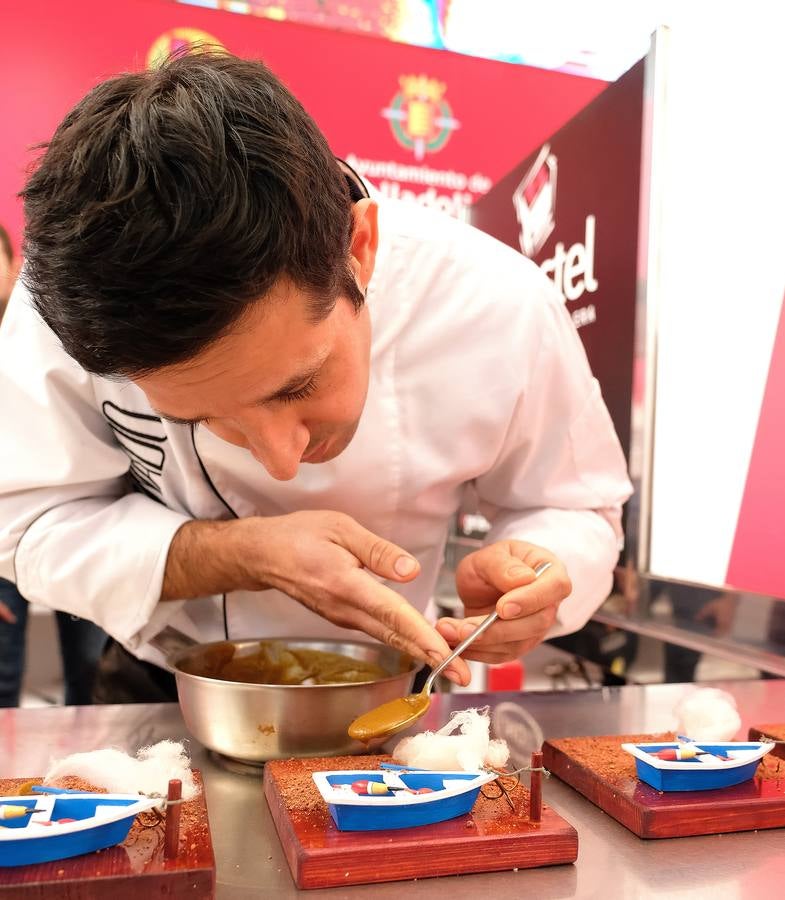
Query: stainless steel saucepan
[[151, 627, 419, 765]]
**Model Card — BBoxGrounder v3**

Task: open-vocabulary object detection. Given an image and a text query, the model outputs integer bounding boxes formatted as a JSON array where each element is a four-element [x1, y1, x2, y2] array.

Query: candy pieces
[[349, 780, 435, 796], [351, 780, 397, 796], [0, 805, 33, 820]]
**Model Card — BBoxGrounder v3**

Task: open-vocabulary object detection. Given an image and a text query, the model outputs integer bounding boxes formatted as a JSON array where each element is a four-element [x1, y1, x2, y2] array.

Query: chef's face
[[135, 202, 377, 482]]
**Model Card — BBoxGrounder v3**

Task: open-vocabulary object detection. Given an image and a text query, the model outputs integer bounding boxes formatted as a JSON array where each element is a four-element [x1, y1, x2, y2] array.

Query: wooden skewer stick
[[529, 751, 543, 824], [164, 778, 182, 860]]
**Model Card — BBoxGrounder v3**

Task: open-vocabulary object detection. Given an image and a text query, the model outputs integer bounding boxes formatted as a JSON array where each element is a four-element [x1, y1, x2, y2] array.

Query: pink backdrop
[[0, 0, 606, 254]]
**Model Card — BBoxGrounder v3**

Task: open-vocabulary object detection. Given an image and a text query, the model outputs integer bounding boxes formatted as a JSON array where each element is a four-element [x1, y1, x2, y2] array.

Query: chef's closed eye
[[276, 374, 320, 404]]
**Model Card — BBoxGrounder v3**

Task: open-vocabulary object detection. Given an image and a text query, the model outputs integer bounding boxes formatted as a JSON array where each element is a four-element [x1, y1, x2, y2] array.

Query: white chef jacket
[[0, 196, 632, 668]]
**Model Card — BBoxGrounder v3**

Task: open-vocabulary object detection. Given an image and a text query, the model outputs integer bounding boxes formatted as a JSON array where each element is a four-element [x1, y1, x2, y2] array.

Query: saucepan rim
[[170, 635, 422, 690]]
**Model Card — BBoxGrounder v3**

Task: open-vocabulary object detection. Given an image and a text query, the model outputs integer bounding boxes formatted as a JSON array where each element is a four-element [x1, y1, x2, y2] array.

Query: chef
[[0, 52, 632, 701]]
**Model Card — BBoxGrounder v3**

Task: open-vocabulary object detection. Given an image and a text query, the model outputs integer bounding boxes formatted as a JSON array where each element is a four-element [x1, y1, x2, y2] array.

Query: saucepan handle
[[149, 625, 199, 671]]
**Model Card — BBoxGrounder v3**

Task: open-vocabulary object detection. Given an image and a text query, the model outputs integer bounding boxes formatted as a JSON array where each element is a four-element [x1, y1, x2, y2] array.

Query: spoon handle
[[424, 560, 553, 693]]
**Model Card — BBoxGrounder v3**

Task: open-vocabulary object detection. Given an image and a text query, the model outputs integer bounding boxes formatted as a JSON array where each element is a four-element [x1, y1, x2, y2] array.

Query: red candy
[[350, 780, 391, 796], [348, 780, 435, 796]]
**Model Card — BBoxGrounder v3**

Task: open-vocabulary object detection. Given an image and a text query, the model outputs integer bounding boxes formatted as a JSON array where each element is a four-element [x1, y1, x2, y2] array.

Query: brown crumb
[[269, 754, 387, 825], [266, 755, 540, 835], [48, 775, 109, 794], [751, 724, 785, 761], [549, 733, 675, 787], [752, 723, 785, 741], [257, 724, 276, 735], [756, 755, 785, 782]]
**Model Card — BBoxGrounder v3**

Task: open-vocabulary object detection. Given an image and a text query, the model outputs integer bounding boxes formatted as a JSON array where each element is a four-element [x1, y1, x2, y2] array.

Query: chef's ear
[[349, 199, 378, 292]]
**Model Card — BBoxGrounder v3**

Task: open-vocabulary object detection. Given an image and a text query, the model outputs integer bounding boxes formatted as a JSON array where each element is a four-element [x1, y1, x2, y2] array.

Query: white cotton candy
[[675, 688, 742, 741], [393, 707, 510, 771], [44, 740, 199, 801], [485, 739, 511, 770]]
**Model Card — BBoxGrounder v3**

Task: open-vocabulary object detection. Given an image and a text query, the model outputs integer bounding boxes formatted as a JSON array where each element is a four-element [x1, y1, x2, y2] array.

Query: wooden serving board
[[0, 772, 215, 899], [543, 732, 785, 839], [264, 754, 577, 889], [749, 724, 785, 759]]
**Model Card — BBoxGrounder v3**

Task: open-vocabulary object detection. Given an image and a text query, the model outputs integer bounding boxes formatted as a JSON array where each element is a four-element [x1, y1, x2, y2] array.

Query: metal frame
[[620, 27, 785, 675], [594, 608, 785, 678], [629, 25, 669, 574]]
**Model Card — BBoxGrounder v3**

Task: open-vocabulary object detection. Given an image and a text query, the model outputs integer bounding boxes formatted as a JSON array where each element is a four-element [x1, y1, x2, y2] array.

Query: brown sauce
[[178, 640, 389, 686], [348, 692, 431, 742]]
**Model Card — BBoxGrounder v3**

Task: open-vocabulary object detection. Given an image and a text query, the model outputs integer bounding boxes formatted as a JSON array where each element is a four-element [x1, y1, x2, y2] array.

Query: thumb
[[340, 520, 421, 583]]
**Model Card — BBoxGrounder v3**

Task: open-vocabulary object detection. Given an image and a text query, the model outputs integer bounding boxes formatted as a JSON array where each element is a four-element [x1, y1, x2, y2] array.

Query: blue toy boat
[[621, 740, 774, 792], [0, 789, 162, 867], [312, 768, 498, 831]]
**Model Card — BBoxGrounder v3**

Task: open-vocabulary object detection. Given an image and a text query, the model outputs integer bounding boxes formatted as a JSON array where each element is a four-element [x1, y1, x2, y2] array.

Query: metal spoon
[[348, 561, 553, 744]]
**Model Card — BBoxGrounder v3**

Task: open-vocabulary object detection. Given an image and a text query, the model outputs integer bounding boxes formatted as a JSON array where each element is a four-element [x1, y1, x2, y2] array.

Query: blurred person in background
[[0, 224, 107, 706], [650, 581, 739, 683]]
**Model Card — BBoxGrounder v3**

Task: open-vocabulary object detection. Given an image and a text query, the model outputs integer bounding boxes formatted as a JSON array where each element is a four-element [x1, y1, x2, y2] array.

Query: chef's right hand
[[229, 511, 469, 685]]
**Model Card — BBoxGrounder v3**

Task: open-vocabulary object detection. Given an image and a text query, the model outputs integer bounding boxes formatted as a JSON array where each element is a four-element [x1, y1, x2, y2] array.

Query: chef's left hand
[[435, 540, 572, 663]]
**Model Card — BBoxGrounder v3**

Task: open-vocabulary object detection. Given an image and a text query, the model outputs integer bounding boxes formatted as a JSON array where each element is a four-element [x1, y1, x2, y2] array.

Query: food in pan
[[177, 640, 390, 686]]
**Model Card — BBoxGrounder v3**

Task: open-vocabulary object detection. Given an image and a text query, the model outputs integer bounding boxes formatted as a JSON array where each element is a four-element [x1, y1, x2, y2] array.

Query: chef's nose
[[240, 410, 310, 481]]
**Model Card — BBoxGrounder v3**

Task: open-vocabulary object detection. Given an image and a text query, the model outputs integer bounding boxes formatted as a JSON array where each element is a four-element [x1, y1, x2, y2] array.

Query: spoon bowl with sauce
[[348, 561, 553, 744]]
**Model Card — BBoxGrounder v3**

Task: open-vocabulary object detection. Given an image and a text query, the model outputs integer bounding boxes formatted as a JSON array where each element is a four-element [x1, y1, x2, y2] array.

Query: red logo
[[512, 144, 558, 258]]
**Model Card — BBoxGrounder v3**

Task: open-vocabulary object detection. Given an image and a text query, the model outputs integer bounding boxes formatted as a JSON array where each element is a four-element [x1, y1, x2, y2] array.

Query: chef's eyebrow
[[153, 357, 328, 426]]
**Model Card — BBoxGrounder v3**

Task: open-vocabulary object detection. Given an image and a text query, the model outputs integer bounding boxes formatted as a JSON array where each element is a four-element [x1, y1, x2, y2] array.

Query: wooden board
[[543, 732, 785, 839], [0, 772, 215, 899], [749, 724, 785, 759], [264, 754, 577, 889]]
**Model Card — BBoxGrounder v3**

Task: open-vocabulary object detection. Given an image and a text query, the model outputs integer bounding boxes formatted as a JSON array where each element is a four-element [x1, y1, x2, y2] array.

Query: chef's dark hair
[[20, 50, 364, 377]]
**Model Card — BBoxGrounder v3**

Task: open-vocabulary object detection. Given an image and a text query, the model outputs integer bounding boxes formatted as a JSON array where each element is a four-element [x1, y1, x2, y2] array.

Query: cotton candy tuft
[[44, 740, 199, 800], [393, 707, 509, 771]]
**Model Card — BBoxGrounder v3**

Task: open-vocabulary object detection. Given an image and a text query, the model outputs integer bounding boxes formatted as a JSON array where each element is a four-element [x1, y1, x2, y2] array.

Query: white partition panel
[[646, 9, 785, 593]]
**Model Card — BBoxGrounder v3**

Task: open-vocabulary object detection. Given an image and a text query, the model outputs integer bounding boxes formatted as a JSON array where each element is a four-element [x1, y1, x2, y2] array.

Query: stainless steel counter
[[2, 681, 785, 898]]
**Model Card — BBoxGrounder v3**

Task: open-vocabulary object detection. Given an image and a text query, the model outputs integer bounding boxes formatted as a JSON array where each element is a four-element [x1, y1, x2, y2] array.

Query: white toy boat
[[0, 787, 161, 867], [621, 740, 774, 791], [312, 765, 497, 831]]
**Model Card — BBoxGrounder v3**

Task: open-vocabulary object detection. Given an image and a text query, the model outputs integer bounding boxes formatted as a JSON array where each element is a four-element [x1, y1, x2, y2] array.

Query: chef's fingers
[[456, 542, 538, 602], [342, 569, 470, 685], [436, 603, 558, 649], [336, 517, 421, 583], [458, 641, 540, 664], [496, 559, 571, 620], [347, 608, 470, 686], [437, 559, 568, 643]]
